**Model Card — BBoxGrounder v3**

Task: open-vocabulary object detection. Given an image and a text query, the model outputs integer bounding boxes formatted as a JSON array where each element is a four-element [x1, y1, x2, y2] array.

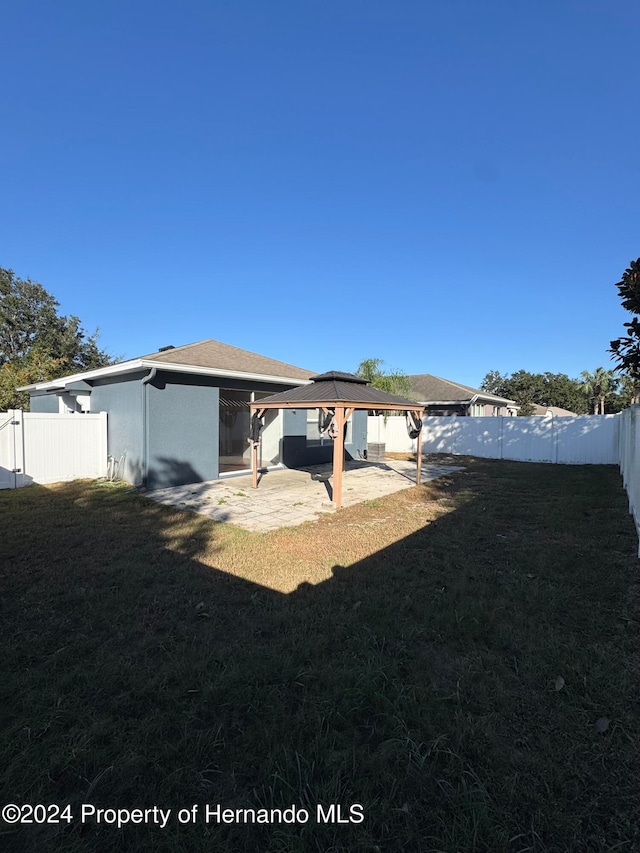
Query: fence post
[[9, 409, 25, 488], [631, 408, 636, 507], [632, 407, 638, 518], [630, 407, 640, 556], [99, 412, 108, 478]]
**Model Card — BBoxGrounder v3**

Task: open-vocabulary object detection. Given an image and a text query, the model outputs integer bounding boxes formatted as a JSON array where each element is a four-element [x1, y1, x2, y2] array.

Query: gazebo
[[249, 371, 424, 508]]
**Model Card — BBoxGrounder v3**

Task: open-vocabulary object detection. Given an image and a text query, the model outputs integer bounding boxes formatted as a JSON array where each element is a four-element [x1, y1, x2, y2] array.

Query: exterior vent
[[158, 345, 175, 352]]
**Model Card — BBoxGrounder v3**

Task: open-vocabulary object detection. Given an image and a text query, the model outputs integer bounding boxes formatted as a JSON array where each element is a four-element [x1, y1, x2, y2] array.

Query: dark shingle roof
[[18, 338, 315, 392], [408, 374, 516, 405], [142, 339, 314, 380], [255, 371, 419, 408], [312, 371, 369, 384]]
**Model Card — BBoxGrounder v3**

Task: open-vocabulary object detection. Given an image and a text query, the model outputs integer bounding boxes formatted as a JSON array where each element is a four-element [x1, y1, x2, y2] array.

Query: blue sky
[[2, 0, 638, 386]]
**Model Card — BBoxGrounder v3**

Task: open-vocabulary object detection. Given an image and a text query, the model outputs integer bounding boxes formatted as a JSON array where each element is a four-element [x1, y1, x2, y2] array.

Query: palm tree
[[579, 368, 619, 414], [618, 372, 640, 407]]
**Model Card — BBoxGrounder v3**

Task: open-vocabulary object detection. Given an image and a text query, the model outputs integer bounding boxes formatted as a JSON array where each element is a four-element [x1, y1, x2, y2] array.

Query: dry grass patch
[[211, 481, 463, 593]]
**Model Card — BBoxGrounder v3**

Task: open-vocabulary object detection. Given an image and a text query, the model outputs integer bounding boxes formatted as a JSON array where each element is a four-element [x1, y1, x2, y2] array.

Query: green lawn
[[0, 459, 638, 852]]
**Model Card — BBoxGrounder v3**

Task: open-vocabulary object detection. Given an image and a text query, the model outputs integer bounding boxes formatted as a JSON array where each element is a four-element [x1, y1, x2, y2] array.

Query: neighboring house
[[407, 374, 519, 417], [20, 339, 368, 489], [531, 404, 578, 417]]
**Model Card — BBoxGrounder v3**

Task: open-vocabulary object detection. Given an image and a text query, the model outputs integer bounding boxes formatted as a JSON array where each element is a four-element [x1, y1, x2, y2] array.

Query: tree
[[0, 266, 113, 409], [355, 358, 412, 398], [480, 370, 541, 414], [0, 353, 65, 411], [480, 369, 589, 415], [618, 372, 640, 407], [479, 370, 506, 396], [579, 368, 619, 415], [610, 258, 640, 379]]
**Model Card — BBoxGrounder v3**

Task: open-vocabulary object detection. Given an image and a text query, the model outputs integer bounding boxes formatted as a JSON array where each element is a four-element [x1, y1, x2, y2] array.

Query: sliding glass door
[[218, 390, 251, 473]]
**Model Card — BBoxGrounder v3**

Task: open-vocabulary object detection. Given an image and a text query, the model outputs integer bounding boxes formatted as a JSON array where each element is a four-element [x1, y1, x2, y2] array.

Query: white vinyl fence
[[618, 406, 640, 556], [371, 409, 640, 555], [421, 415, 620, 464], [367, 415, 420, 455], [0, 410, 107, 488], [370, 414, 619, 464]]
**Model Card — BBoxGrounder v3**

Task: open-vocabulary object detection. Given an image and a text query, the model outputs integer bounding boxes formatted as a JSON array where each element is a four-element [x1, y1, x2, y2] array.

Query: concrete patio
[[145, 459, 464, 531]]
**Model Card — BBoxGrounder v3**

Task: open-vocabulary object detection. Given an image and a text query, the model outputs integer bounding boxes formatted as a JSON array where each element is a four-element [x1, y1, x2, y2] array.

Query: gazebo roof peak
[[310, 370, 369, 384]]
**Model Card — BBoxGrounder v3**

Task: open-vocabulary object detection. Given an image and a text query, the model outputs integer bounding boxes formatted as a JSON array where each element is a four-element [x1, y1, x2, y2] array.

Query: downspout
[[141, 368, 157, 488], [467, 394, 479, 416]]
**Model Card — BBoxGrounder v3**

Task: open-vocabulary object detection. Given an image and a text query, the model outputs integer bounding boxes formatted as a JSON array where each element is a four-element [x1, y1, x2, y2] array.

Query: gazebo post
[[250, 406, 265, 490], [332, 406, 345, 508], [252, 441, 259, 489]]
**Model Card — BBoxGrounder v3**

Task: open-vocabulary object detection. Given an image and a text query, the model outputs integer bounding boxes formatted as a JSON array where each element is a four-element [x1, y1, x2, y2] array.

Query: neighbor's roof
[[253, 371, 422, 410], [531, 404, 578, 417], [407, 374, 517, 406], [19, 339, 315, 392]]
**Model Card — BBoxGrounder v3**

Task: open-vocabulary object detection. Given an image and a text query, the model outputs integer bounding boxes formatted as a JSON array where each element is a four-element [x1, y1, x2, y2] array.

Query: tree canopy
[[610, 258, 640, 379], [355, 358, 413, 398], [480, 369, 590, 415], [0, 266, 113, 409]]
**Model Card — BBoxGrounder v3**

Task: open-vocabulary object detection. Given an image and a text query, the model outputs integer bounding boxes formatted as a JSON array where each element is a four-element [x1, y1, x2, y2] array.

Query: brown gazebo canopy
[[249, 371, 424, 508]]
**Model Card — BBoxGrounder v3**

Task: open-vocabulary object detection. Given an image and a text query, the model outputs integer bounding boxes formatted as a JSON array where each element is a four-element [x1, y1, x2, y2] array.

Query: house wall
[[350, 410, 368, 458], [90, 372, 145, 485], [423, 404, 467, 417], [89, 371, 302, 489], [422, 403, 514, 417], [146, 373, 219, 490], [29, 371, 372, 487], [474, 403, 511, 416], [144, 372, 298, 488], [29, 393, 59, 413], [58, 392, 80, 413], [259, 410, 282, 466]]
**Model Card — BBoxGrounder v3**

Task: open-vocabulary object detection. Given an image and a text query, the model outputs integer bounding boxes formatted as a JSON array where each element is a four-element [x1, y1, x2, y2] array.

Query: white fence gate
[[0, 410, 107, 488], [0, 411, 24, 489]]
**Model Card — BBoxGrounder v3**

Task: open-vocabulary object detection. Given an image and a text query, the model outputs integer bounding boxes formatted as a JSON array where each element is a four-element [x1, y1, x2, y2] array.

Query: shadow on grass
[[0, 462, 638, 853]]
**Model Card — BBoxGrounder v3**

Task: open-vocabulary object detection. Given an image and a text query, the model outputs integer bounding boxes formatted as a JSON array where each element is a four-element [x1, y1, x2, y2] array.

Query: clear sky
[[1, 0, 638, 386]]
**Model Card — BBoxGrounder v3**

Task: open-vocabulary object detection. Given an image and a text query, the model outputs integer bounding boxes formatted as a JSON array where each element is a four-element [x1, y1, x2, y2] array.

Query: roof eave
[[138, 361, 312, 386], [18, 359, 146, 391], [419, 396, 518, 406], [18, 359, 312, 392], [253, 400, 423, 411], [419, 399, 473, 406]]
